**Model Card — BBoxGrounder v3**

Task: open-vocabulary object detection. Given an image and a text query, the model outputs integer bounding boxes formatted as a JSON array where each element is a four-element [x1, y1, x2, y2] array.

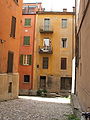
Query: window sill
[[23, 82, 30, 84], [23, 45, 30, 47], [21, 64, 31, 66], [24, 25, 32, 28]]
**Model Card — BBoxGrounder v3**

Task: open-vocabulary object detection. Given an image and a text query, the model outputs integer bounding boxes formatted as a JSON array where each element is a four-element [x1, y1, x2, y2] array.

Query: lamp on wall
[[0, 39, 6, 43]]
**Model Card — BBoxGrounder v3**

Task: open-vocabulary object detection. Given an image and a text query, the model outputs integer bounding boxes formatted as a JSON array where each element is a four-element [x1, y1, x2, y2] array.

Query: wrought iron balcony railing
[[39, 46, 53, 54], [40, 26, 53, 33], [22, 9, 36, 14]]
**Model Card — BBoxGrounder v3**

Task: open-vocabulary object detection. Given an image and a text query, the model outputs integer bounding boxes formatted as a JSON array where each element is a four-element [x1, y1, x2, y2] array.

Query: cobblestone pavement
[[0, 96, 73, 120]]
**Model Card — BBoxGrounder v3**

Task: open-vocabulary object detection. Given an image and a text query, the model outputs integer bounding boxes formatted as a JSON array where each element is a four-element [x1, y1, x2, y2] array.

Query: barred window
[[62, 19, 67, 28], [43, 57, 49, 69]]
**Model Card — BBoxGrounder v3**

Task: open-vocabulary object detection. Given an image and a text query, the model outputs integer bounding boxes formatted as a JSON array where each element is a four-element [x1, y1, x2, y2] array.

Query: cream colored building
[[75, 0, 90, 112], [33, 10, 75, 94]]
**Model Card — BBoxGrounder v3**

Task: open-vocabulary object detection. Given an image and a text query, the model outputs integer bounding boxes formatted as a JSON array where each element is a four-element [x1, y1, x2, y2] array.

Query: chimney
[[63, 8, 67, 12], [73, 7, 75, 13]]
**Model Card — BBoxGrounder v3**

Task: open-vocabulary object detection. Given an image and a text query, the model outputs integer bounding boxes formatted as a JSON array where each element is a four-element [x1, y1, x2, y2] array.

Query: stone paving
[[0, 96, 73, 120]]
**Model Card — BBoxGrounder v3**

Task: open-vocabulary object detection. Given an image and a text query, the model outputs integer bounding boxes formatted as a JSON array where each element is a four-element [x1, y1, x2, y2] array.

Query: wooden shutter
[[20, 55, 23, 65], [24, 36, 30, 45], [7, 51, 14, 73], [25, 19, 31, 26], [43, 57, 48, 69], [10, 16, 16, 38], [61, 58, 67, 69], [28, 55, 32, 65]]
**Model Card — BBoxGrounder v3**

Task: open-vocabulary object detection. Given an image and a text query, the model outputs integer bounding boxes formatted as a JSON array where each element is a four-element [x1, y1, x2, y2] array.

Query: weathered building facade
[[75, 0, 90, 112], [33, 10, 75, 94], [0, 0, 22, 101], [19, 3, 43, 95]]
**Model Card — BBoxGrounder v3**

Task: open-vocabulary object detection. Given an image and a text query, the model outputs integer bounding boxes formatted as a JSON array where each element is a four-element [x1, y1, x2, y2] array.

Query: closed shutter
[[7, 51, 14, 73], [20, 55, 23, 65], [43, 57, 48, 69], [24, 36, 30, 45], [24, 19, 31, 26], [10, 16, 16, 38], [61, 58, 67, 69]]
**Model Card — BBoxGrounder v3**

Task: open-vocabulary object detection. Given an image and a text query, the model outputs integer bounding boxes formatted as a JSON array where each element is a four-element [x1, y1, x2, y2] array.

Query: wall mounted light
[[0, 39, 6, 43]]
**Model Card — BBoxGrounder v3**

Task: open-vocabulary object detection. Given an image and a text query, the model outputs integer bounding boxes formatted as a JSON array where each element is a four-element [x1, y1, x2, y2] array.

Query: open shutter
[[28, 55, 32, 65], [20, 55, 23, 65]]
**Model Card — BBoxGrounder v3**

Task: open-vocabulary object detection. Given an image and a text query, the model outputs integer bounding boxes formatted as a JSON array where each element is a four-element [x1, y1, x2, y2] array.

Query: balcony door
[[44, 18, 50, 31], [43, 38, 50, 47]]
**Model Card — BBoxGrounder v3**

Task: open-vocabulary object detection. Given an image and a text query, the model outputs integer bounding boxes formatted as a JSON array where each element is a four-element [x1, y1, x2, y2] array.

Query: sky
[[23, 0, 75, 12]]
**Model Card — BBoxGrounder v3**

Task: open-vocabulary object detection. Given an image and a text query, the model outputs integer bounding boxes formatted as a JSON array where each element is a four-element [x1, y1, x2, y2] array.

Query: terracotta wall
[[0, 0, 22, 101]]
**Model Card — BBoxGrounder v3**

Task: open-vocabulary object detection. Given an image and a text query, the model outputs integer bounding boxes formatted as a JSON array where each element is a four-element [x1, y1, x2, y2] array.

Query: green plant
[[37, 89, 47, 96], [67, 114, 80, 120], [37, 89, 42, 96]]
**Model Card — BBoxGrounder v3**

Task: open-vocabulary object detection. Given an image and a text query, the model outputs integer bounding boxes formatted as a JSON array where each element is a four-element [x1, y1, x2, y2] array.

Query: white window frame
[[61, 38, 68, 48], [62, 19, 67, 28], [23, 55, 29, 65]]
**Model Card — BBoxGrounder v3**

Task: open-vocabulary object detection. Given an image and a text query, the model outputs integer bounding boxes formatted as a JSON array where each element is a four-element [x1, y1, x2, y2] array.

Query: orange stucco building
[[19, 3, 44, 95], [0, 0, 22, 101]]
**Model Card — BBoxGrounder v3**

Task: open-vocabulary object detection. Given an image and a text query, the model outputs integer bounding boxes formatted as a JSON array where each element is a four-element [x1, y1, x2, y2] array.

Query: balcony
[[39, 46, 53, 54], [22, 9, 36, 14], [40, 26, 53, 34]]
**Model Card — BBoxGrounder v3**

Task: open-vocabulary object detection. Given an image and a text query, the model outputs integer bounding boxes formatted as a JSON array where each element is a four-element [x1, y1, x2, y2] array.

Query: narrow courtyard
[[0, 96, 73, 120]]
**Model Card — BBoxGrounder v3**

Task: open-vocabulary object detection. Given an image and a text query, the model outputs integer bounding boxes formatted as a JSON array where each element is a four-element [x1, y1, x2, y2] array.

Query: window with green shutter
[[24, 18, 31, 26], [28, 55, 32, 65], [24, 36, 30, 45], [20, 55, 32, 65]]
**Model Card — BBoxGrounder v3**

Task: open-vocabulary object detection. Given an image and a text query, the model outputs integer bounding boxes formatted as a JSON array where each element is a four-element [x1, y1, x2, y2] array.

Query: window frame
[[10, 16, 16, 38], [24, 18, 31, 27], [42, 57, 49, 69], [61, 77, 72, 90], [24, 75, 30, 83], [23, 36, 30, 46], [62, 19, 67, 28], [61, 38, 67, 48], [61, 58, 67, 70]]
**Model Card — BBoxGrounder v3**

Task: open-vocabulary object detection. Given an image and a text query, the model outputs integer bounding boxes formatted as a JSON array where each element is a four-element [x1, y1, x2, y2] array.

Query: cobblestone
[[0, 96, 73, 120]]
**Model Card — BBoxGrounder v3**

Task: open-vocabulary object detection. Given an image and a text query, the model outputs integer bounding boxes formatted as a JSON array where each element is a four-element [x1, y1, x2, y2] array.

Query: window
[[24, 36, 30, 45], [44, 18, 50, 31], [43, 38, 50, 46], [62, 19, 67, 28], [61, 38, 67, 48], [10, 16, 16, 38], [8, 82, 12, 93], [47, 76, 52, 88], [7, 51, 14, 73], [61, 77, 72, 90], [61, 58, 67, 70], [40, 76, 46, 89], [24, 18, 31, 26], [43, 57, 49, 69], [24, 75, 30, 83], [20, 55, 32, 65]]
